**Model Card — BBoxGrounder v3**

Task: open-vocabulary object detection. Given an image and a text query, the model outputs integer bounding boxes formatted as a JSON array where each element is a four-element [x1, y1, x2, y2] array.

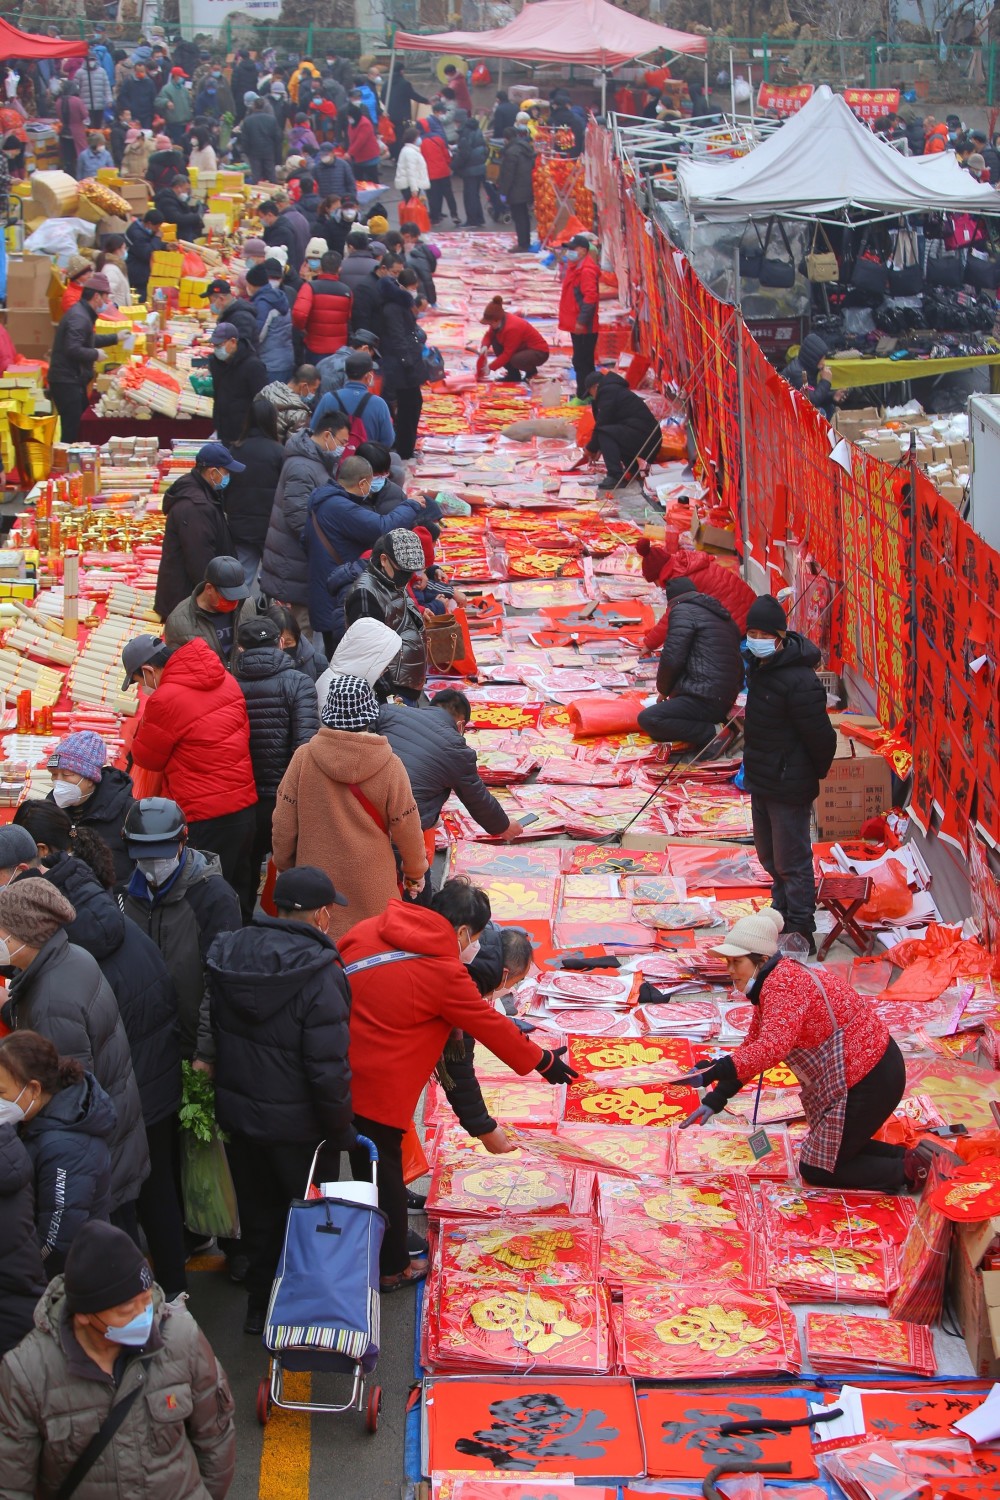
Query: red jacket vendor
[[676, 908, 943, 1194], [558, 235, 600, 400], [339, 877, 577, 1290], [480, 296, 549, 381]]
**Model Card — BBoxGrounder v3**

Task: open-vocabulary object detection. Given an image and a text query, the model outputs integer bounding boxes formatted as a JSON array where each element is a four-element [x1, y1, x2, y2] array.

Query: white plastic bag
[[25, 218, 96, 257]]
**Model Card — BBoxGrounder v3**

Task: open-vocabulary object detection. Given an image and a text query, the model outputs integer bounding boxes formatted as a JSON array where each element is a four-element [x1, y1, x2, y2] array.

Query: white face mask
[[0, 936, 25, 968], [269, 279, 283, 290], [0, 1086, 26, 1127], [459, 934, 481, 965], [136, 855, 180, 889], [52, 779, 85, 809]]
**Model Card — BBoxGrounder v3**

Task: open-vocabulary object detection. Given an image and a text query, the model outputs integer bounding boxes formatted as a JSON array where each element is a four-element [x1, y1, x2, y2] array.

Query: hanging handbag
[[926, 247, 964, 287], [738, 219, 765, 279], [849, 228, 889, 295], [805, 221, 839, 283], [965, 248, 1000, 292], [924, 211, 952, 241], [758, 217, 796, 288], [944, 212, 979, 250], [887, 225, 923, 296]]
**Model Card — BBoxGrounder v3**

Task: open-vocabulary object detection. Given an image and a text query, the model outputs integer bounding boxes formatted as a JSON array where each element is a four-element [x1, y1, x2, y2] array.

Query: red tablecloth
[[79, 410, 215, 444]]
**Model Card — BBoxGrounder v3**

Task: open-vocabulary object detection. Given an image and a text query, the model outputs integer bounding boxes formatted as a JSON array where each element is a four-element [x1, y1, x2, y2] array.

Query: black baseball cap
[[205, 556, 250, 601], [121, 633, 168, 692], [273, 866, 347, 911], [237, 616, 280, 647], [201, 278, 232, 297], [350, 328, 380, 348]]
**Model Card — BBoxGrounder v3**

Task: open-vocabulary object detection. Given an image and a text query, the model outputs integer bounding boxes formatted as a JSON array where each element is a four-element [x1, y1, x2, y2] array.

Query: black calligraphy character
[[660, 1403, 769, 1466], [962, 537, 979, 588], [455, 1395, 621, 1470]]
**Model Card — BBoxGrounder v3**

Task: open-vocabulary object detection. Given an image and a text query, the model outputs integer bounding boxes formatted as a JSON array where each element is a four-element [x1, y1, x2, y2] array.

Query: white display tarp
[[677, 86, 1000, 220]]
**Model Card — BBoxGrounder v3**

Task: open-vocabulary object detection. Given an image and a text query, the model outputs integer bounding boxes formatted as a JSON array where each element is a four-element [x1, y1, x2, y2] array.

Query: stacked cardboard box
[[813, 714, 892, 838], [6, 257, 55, 360], [949, 1214, 1000, 1379], [834, 408, 970, 505]]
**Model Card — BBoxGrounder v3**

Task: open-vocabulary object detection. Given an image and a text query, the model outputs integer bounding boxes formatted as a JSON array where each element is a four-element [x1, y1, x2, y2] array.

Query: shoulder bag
[[53, 1386, 143, 1500], [926, 244, 964, 288], [758, 218, 796, 288], [805, 222, 839, 283], [849, 228, 889, 295], [887, 225, 923, 296], [738, 219, 766, 279], [424, 611, 462, 672]]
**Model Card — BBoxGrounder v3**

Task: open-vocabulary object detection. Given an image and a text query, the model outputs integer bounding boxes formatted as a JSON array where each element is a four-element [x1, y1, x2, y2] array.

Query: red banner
[[757, 82, 814, 116], [843, 87, 901, 120]]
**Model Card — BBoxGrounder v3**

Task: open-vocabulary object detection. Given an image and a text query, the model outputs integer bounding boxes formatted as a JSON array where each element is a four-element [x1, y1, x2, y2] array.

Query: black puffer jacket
[[378, 704, 509, 833], [48, 300, 119, 389], [379, 279, 426, 395], [206, 915, 353, 1147], [0, 1124, 46, 1356], [589, 373, 662, 450], [656, 592, 743, 708], [343, 564, 426, 699], [123, 847, 241, 1058], [1, 930, 148, 1212], [19, 1071, 114, 1274], [497, 135, 535, 204], [287, 634, 328, 684], [155, 469, 234, 622], [259, 428, 339, 607], [224, 429, 287, 549], [452, 121, 487, 178], [405, 243, 437, 305], [45, 766, 135, 886], [216, 296, 259, 350], [153, 184, 205, 238], [743, 631, 838, 804], [235, 646, 320, 799], [209, 338, 268, 447], [38, 853, 182, 1128]]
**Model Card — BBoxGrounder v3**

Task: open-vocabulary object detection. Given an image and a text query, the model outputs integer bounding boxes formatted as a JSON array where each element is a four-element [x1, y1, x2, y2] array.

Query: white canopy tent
[[676, 86, 1000, 221]]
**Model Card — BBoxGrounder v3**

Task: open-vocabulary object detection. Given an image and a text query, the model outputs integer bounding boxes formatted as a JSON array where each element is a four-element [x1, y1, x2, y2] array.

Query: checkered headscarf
[[321, 672, 379, 732]]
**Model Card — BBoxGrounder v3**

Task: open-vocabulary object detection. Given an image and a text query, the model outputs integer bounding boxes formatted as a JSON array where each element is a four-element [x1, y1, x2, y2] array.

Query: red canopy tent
[[0, 18, 87, 60]]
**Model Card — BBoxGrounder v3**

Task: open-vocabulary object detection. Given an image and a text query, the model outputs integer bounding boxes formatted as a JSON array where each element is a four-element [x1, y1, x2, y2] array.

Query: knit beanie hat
[[305, 236, 328, 259], [0, 877, 75, 947], [46, 731, 107, 784], [367, 214, 389, 237], [665, 577, 697, 601], [635, 537, 670, 584], [712, 907, 784, 958], [414, 526, 435, 569], [64, 1220, 153, 1314], [745, 595, 788, 635], [242, 236, 268, 259], [481, 295, 505, 323], [65, 253, 92, 281], [321, 673, 379, 732], [246, 262, 269, 287]]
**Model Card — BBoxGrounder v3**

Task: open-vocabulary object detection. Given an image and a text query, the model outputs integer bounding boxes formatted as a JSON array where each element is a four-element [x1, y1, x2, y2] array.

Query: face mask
[[368, 475, 386, 493], [217, 471, 230, 489], [329, 443, 345, 459], [136, 855, 180, 889], [0, 936, 24, 968], [307, 258, 321, 270], [52, 780, 84, 809], [460, 937, 481, 965], [212, 70, 221, 78], [214, 346, 230, 362], [0, 1087, 26, 1127], [101, 1303, 154, 1347], [565, 250, 580, 262], [342, 210, 356, 222], [745, 636, 778, 659], [212, 596, 239, 613], [269, 279, 283, 290], [178, 192, 189, 202]]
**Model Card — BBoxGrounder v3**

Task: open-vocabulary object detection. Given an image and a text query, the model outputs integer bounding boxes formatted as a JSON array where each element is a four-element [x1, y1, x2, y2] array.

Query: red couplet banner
[[843, 87, 901, 119], [757, 83, 814, 115]]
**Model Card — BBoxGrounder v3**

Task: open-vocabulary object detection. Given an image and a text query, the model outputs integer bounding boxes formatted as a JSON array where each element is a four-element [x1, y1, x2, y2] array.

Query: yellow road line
[[259, 1370, 312, 1500]]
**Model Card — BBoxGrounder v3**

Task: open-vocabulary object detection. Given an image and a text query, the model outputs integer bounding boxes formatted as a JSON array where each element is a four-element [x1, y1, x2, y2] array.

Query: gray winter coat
[[259, 379, 312, 441], [164, 588, 259, 670], [339, 248, 380, 292], [259, 428, 339, 606], [0, 1281, 235, 1500], [1, 930, 148, 1212], [378, 703, 510, 833]]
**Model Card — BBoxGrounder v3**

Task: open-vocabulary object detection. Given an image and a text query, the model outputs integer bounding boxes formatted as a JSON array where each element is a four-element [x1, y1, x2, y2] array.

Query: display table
[[78, 409, 215, 445], [827, 352, 1000, 390]]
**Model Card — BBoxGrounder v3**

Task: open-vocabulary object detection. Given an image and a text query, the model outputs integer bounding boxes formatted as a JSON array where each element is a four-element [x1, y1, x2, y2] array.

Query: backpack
[[329, 391, 372, 457]]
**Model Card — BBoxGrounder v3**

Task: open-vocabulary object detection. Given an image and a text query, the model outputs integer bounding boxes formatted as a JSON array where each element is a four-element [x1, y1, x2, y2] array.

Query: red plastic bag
[[402, 1121, 428, 1184], [181, 250, 207, 278], [471, 63, 491, 85], [856, 858, 913, 923], [400, 194, 430, 233], [568, 695, 645, 737]]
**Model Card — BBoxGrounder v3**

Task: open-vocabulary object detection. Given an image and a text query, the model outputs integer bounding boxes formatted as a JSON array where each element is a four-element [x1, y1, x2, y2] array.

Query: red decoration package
[[597, 1172, 758, 1233], [619, 1283, 801, 1380], [805, 1312, 936, 1376], [426, 1159, 582, 1219], [767, 1240, 901, 1304], [600, 1223, 765, 1290], [436, 1217, 600, 1285], [758, 1184, 916, 1247], [426, 1277, 612, 1374], [889, 1180, 953, 1324], [674, 1124, 797, 1179]]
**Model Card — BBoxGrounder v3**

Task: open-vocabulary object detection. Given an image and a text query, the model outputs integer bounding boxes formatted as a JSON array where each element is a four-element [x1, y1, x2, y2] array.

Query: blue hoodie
[[251, 282, 294, 379]]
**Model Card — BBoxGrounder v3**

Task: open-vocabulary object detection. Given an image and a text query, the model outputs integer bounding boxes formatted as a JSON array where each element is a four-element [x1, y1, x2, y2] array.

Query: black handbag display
[[923, 287, 996, 332], [887, 226, 923, 296], [757, 218, 796, 288], [738, 220, 765, 279], [965, 247, 1000, 292], [873, 300, 912, 334], [925, 249, 964, 287], [849, 228, 889, 295], [924, 211, 953, 240]]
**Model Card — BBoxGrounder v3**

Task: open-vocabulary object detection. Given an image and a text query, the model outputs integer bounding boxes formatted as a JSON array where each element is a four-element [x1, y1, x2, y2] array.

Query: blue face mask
[[101, 1303, 153, 1347], [217, 472, 230, 490], [745, 635, 778, 658], [214, 346, 230, 362], [368, 475, 386, 493], [307, 257, 321, 270]]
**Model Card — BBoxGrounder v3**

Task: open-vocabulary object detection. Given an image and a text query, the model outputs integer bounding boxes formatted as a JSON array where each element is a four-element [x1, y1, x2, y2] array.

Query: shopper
[[742, 594, 837, 948], [292, 249, 352, 361], [0, 1220, 236, 1499], [497, 125, 535, 251], [95, 235, 133, 308], [559, 235, 600, 398], [163, 555, 256, 669], [0, 1025, 112, 1284], [480, 295, 550, 380], [583, 369, 662, 490], [636, 579, 743, 752], [378, 266, 426, 460], [394, 125, 431, 199], [209, 322, 268, 447], [272, 673, 427, 940], [451, 113, 487, 226], [80, 54, 114, 126], [259, 198, 306, 266], [125, 638, 257, 899], [400, 222, 438, 304], [0, 1072, 46, 1354], [347, 102, 382, 180], [154, 173, 205, 238], [342, 530, 428, 701], [117, 58, 157, 126], [314, 618, 402, 708], [44, 730, 135, 885], [241, 94, 282, 183], [77, 129, 114, 179], [125, 209, 165, 299], [48, 275, 129, 443], [224, 398, 287, 588], [783, 332, 837, 420], [340, 878, 575, 1287], [154, 443, 244, 621], [264, 604, 329, 684], [155, 65, 193, 141], [0, 877, 148, 1226], [245, 261, 294, 381], [387, 66, 429, 147], [259, 411, 350, 632], [202, 866, 353, 1334], [311, 351, 395, 446], [420, 117, 458, 225], [204, 278, 259, 349], [259, 363, 322, 440]]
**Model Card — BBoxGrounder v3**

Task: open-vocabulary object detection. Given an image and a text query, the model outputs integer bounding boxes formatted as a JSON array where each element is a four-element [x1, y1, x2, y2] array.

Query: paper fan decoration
[[619, 1284, 801, 1380]]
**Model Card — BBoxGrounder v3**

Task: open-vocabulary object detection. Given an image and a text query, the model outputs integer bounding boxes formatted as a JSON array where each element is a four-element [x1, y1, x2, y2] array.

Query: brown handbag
[[424, 612, 462, 672]]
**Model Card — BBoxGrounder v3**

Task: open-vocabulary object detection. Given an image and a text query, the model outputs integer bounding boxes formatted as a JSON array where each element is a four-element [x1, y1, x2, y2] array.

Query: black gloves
[[536, 1047, 579, 1086]]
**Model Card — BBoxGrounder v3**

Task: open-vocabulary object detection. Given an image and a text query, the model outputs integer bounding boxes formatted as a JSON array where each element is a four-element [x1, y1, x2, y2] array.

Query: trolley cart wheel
[[366, 1385, 383, 1433], [256, 1376, 272, 1427]]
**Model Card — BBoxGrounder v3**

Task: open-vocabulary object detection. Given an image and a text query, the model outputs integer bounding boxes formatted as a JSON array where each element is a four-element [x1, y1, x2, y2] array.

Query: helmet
[[123, 798, 187, 856]]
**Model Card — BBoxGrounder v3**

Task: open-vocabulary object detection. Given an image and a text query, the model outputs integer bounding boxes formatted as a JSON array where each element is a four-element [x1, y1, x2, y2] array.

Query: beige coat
[[272, 727, 427, 939]]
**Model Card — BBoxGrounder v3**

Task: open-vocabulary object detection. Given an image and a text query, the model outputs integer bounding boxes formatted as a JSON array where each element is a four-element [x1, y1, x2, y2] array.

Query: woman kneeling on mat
[[674, 908, 944, 1193]]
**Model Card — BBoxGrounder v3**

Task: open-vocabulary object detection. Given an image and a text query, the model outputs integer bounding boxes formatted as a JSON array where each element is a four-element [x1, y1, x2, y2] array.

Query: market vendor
[[582, 369, 662, 492], [48, 275, 133, 445], [153, 173, 204, 241], [674, 908, 943, 1193], [636, 578, 742, 753], [783, 333, 844, 420], [480, 295, 550, 382]]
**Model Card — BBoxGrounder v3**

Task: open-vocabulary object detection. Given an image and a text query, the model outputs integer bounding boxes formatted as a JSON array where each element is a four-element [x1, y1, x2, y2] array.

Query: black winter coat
[[656, 593, 743, 708], [206, 916, 353, 1147], [235, 647, 320, 799], [225, 430, 286, 549], [263, 214, 300, 265], [155, 469, 234, 621], [349, 271, 385, 339], [259, 429, 340, 606], [314, 157, 357, 199], [0, 1124, 46, 1357], [742, 631, 838, 804], [406, 243, 437, 304], [124, 848, 241, 1058], [241, 106, 281, 161], [38, 853, 182, 1128], [497, 136, 536, 204], [378, 704, 509, 833], [344, 565, 426, 698], [210, 339, 268, 447], [589, 372, 661, 450], [287, 634, 328, 683], [19, 1073, 114, 1275], [153, 185, 205, 239], [1, 930, 148, 1213], [379, 280, 425, 395], [452, 122, 487, 178], [45, 766, 135, 886], [125, 220, 163, 296], [48, 301, 118, 389], [217, 296, 260, 350]]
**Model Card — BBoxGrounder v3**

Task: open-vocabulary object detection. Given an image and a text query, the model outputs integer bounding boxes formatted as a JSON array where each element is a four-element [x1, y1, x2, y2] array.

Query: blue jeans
[[234, 540, 262, 591]]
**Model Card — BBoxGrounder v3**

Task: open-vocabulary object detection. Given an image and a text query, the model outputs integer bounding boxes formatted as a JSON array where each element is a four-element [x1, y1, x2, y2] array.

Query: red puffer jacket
[[340, 899, 544, 1129], [130, 638, 257, 822], [483, 312, 550, 371], [642, 550, 757, 652], [558, 254, 601, 334], [419, 131, 453, 181], [292, 274, 352, 356]]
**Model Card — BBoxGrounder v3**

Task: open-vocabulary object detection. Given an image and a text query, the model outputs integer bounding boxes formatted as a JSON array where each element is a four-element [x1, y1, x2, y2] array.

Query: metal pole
[[733, 246, 751, 583], [729, 47, 737, 117], [385, 39, 397, 116], [762, 34, 770, 82], [601, 69, 607, 116]]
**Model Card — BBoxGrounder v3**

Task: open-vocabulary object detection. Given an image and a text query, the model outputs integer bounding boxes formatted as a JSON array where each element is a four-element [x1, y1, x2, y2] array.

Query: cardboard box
[[120, 178, 149, 213], [6, 306, 54, 359], [697, 522, 737, 553], [950, 1217, 1000, 1378], [813, 730, 892, 839], [7, 255, 52, 304]]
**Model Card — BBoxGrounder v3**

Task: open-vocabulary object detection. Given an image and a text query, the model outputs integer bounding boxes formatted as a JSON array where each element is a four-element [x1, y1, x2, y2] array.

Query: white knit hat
[[711, 907, 784, 958]]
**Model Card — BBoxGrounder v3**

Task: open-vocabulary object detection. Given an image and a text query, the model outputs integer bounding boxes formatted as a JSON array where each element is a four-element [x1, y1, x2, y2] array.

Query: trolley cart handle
[[355, 1133, 379, 1164], [304, 1135, 381, 1197]]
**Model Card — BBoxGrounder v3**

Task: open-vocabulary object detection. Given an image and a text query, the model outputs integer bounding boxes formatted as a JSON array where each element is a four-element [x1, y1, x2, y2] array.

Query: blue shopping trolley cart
[[255, 1134, 387, 1433]]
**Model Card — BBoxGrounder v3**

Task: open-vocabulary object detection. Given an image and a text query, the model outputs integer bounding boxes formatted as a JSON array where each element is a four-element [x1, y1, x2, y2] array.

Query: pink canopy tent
[[0, 18, 87, 60], [391, 0, 707, 110]]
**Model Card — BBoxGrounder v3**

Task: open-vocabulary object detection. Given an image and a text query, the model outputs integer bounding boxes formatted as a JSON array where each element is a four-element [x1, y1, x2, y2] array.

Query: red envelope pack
[[426, 1277, 612, 1374], [674, 1125, 797, 1180], [426, 1159, 585, 1219], [598, 1172, 757, 1233], [618, 1283, 801, 1380], [766, 1239, 901, 1304], [436, 1217, 601, 1285], [600, 1223, 765, 1290], [805, 1312, 936, 1376], [758, 1184, 917, 1247]]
